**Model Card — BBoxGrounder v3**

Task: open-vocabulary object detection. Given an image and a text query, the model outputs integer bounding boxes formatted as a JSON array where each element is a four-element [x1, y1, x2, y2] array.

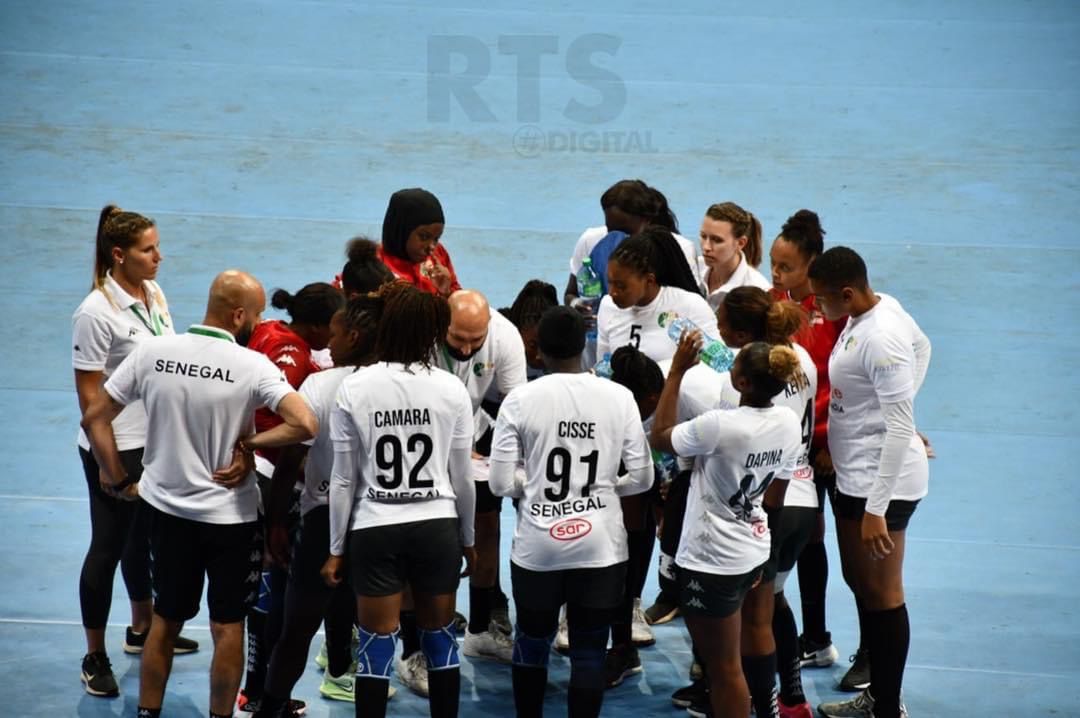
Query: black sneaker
[[122, 626, 200, 655], [797, 632, 839, 667], [686, 687, 713, 718], [838, 647, 871, 692], [644, 592, 680, 625], [603, 645, 642, 688], [671, 678, 706, 708], [81, 651, 119, 697]]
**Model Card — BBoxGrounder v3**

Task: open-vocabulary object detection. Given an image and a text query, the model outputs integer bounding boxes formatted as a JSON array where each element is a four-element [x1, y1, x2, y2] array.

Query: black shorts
[[146, 504, 260, 623], [762, 507, 817, 583], [475, 479, 503, 514], [348, 518, 462, 597], [289, 505, 346, 593], [832, 490, 920, 531], [678, 564, 764, 619], [511, 561, 627, 612]]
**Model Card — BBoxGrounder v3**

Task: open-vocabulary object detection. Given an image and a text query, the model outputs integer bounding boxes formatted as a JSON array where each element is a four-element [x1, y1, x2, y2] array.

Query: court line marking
[[1, 202, 1079, 252]]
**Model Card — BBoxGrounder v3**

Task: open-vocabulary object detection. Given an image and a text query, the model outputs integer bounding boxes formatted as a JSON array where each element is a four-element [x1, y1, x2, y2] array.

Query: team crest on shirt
[[657, 311, 679, 327], [844, 336, 858, 351], [472, 362, 490, 377]]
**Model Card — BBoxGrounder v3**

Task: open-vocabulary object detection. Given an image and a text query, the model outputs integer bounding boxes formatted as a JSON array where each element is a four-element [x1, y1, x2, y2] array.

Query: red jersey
[[772, 289, 846, 451], [248, 320, 320, 464], [376, 244, 461, 296]]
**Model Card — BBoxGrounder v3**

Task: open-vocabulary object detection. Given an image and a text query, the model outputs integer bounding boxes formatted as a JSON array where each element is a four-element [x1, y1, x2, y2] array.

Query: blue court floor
[[1, 1, 1078, 716]]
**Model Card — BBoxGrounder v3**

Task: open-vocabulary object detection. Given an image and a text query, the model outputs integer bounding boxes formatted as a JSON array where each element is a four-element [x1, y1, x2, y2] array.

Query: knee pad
[[355, 626, 398, 679], [512, 627, 555, 668], [253, 569, 272, 614], [566, 625, 607, 671], [419, 622, 460, 671], [774, 569, 791, 594]]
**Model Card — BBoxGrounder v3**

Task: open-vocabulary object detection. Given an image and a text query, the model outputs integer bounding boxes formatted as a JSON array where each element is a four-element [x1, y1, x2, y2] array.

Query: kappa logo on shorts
[[686, 597, 706, 609], [687, 579, 704, 593], [549, 517, 592, 541]]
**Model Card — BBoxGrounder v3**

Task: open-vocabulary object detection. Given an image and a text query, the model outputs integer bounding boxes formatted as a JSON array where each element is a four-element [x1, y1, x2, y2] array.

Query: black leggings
[[78, 447, 152, 630]]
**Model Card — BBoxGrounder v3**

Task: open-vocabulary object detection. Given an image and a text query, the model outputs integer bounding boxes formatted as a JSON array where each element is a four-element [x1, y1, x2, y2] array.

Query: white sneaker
[[396, 651, 429, 697], [554, 606, 570, 654], [462, 628, 514, 663], [631, 598, 655, 647]]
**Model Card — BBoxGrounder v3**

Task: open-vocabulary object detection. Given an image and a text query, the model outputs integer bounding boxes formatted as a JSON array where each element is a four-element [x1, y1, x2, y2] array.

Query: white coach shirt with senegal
[[490, 373, 653, 572], [104, 325, 294, 524]]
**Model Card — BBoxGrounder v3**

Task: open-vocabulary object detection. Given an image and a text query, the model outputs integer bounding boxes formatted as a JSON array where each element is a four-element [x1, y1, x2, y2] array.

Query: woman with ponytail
[[238, 280, 344, 715], [768, 209, 849, 679], [650, 333, 803, 718], [699, 202, 771, 310], [72, 205, 197, 697]]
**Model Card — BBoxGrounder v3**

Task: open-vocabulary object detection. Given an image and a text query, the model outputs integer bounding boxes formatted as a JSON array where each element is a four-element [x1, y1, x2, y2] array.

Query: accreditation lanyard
[[130, 303, 163, 337]]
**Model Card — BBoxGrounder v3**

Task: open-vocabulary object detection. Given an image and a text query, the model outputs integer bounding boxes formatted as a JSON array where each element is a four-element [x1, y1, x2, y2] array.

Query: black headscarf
[[381, 188, 445, 261]]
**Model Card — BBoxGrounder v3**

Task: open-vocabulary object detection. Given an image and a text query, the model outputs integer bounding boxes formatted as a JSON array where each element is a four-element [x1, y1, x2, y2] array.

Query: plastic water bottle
[[660, 313, 735, 372], [593, 353, 613, 379], [652, 448, 678, 483], [577, 258, 603, 343]]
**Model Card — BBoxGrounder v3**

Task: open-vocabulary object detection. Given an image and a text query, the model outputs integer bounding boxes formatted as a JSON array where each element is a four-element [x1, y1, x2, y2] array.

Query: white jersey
[[72, 273, 174, 451], [827, 294, 930, 502], [490, 373, 653, 571], [570, 225, 703, 285], [596, 286, 718, 364], [104, 325, 293, 524], [701, 253, 772, 311], [672, 405, 801, 575], [331, 362, 473, 532], [714, 346, 818, 509], [297, 366, 355, 516], [658, 358, 735, 473]]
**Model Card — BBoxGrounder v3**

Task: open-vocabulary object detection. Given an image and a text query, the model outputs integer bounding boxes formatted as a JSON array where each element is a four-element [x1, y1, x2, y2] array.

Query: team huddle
[[72, 180, 931, 718]]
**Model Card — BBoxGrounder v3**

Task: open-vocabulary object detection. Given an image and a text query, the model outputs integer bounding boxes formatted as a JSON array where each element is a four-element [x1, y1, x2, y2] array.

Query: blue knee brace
[[512, 626, 556, 668], [419, 622, 460, 671], [253, 569, 272, 614], [567, 626, 607, 672], [355, 627, 398, 679]]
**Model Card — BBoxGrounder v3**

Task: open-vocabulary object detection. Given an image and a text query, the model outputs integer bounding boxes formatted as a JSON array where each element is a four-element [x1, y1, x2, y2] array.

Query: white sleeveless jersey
[[596, 286, 718, 364], [673, 405, 801, 575], [331, 362, 473, 530], [827, 294, 929, 502], [297, 366, 355, 516], [491, 373, 653, 571]]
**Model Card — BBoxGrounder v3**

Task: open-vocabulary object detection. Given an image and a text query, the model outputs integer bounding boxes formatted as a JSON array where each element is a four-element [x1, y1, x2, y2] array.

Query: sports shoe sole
[[80, 671, 118, 698], [644, 604, 680, 625], [606, 663, 643, 688], [631, 635, 656, 648], [122, 638, 199, 655]]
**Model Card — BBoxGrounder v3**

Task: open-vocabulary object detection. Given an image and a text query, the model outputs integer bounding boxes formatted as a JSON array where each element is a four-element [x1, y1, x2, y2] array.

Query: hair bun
[[270, 288, 293, 311], [346, 236, 379, 263]]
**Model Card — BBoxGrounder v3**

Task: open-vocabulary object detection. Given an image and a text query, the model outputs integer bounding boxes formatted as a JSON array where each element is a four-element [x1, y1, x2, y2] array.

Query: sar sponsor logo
[[752, 520, 768, 538], [793, 466, 813, 481], [549, 517, 592, 541]]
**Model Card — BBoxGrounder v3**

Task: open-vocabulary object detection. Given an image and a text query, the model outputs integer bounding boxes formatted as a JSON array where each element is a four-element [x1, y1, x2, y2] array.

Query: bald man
[[82, 270, 318, 718], [419, 289, 526, 669]]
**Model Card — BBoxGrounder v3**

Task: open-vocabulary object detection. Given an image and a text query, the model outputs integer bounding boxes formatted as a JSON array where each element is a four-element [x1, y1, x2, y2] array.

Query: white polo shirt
[[72, 273, 174, 451], [596, 286, 718, 364], [827, 294, 930, 503], [490, 373, 653, 571], [104, 325, 294, 524], [672, 404, 801, 575], [701, 253, 772, 311], [296, 366, 355, 516], [570, 225, 703, 286]]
